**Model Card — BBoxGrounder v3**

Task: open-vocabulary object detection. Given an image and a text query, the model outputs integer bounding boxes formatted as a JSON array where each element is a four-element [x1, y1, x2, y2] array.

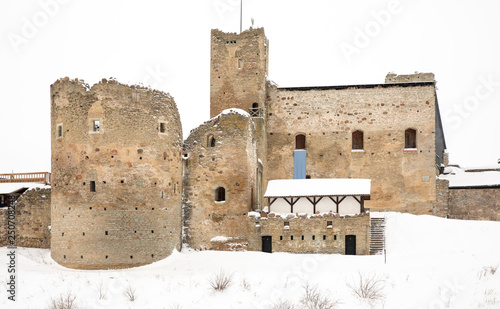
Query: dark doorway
[[262, 236, 272, 253], [345, 235, 356, 255]]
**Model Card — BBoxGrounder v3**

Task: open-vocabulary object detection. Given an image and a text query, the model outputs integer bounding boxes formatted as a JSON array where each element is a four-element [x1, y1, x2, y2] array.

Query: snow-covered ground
[[1, 213, 500, 309]]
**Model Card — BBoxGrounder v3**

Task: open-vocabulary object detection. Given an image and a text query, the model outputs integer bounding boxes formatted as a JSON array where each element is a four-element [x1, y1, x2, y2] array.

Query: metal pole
[[240, 0, 243, 33]]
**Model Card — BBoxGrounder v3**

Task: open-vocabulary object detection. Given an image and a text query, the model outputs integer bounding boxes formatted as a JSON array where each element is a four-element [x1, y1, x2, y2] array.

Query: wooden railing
[[248, 107, 263, 117], [0, 172, 51, 185]]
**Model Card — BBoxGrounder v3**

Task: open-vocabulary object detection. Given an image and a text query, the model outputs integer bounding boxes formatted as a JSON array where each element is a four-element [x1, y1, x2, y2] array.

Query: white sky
[[1, 0, 499, 173]]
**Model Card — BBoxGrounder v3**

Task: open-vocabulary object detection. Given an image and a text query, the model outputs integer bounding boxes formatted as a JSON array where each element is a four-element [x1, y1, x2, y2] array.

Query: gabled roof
[[264, 179, 371, 198]]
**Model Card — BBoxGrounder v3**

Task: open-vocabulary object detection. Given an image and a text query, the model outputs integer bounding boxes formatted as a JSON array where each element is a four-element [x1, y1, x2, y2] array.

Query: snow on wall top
[[264, 179, 371, 198], [439, 166, 500, 188], [0, 183, 50, 195]]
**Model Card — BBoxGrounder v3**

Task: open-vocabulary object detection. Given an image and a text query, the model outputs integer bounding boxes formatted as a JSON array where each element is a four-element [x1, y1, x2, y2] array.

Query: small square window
[[90, 119, 102, 133]]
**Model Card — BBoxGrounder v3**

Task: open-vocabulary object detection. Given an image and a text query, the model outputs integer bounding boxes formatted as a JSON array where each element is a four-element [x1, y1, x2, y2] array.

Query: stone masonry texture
[[0, 188, 51, 248], [50, 77, 183, 269], [183, 110, 257, 250], [266, 83, 439, 214]]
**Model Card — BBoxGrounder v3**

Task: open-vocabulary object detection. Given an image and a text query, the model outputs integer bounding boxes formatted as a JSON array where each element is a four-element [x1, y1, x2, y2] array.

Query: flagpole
[[240, 0, 243, 33]]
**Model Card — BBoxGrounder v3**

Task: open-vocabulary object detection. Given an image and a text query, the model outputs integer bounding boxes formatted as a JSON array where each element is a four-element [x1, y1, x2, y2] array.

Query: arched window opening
[[252, 102, 259, 109], [207, 135, 215, 147], [215, 187, 226, 202], [295, 134, 306, 150], [352, 130, 364, 150], [405, 129, 417, 149]]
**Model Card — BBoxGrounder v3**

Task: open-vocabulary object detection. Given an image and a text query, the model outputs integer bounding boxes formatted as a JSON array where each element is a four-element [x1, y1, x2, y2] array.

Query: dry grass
[[46, 291, 78, 309], [208, 270, 233, 292]]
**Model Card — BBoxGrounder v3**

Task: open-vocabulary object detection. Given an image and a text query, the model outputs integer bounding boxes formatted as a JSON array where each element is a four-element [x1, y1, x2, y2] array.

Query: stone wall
[[265, 83, 439, 214], [50, 77, 183, 269], [448, 187, 500, 221], [182, 110, 258, 250], [0, 188, 51, 248], [247, 212, 370, 255], [434, 178, 450, 217]]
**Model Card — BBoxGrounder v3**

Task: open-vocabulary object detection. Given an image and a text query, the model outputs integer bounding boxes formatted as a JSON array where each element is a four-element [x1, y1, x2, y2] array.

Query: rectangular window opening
[[57, 124, 63, 138], [90, 181, 96, 192], [159, 122, 167, 134], [93, 120, 100, 132]]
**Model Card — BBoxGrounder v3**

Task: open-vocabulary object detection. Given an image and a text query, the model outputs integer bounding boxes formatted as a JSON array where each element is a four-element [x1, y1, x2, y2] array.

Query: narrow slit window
[[57, 123, 63, 138], [405, 128, 417, 149], [352, 130, 364, 150], [208, 135, 216, 147], [215, 187, 225, 202], [238, 59, 242, 69], [295, 134, 306, 150], [90, 181, 96, 192]]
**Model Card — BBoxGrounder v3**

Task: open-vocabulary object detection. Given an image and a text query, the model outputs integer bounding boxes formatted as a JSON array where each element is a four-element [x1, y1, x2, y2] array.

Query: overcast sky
[[1, 0, 499, 173]]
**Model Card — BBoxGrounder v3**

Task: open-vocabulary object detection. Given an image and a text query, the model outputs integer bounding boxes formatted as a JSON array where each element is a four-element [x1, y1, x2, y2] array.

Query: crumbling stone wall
[[265, 83, 439, 214], [183, 110, 257, 250], [0, 188, 51, 248], [385, 72, 435, 83], [247, 213, 370, 255], [210, 28, 268, 118], [50, 77, 183, 269]]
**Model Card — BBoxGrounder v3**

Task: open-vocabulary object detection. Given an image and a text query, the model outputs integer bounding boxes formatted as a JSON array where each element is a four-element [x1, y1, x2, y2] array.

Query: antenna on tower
[[240, 0, 243, 33]]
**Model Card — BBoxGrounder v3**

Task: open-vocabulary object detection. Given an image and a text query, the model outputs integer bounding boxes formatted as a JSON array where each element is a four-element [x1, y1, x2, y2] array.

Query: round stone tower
[[50, 77, 183, 269]]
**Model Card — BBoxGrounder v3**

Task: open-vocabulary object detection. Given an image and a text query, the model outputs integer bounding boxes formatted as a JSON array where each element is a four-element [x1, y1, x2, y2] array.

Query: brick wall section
[[265, 84, 438, 214], [183, 110, 257, 250], [448, 187, 500, 221], [50, 78, 183, 269], [247, 213, 370, 255], [0, 188, 51, 248]]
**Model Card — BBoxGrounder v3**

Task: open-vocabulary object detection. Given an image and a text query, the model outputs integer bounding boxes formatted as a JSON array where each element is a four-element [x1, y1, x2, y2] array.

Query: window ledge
[[351, 149, 365, 153], [215, 201, 226, 204], [404, 148, 418, 152]]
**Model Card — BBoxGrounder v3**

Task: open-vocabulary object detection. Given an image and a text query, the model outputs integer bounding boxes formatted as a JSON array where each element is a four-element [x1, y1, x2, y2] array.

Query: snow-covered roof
[[0, 183, 50, 195], [439, 166, 500, 188], [264, 179, 371, 198]]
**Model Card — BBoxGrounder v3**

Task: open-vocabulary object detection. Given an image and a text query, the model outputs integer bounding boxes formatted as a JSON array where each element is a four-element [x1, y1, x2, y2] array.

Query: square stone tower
[[210, 28, 269, 118]]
